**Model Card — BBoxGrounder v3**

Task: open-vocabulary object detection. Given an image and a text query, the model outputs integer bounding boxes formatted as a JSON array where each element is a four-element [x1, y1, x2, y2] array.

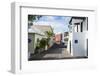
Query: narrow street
[[29, 42, 72, 60]]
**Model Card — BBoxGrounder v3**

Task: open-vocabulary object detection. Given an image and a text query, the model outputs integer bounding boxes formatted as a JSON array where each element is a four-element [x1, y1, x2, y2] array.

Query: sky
[[33, 15, 71, 34]]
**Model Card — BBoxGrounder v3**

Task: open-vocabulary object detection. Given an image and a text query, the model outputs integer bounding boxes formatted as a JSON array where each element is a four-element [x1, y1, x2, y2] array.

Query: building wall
[[67, 33, 73, 55], [48, 37, 54, 47], [83, 18, 88, 31], [68, 18, 88, 57], [72, 32, 88, 56], [28, 33, 35, 54], [62, 32, 65, 42], [28, 33, 45, 54]]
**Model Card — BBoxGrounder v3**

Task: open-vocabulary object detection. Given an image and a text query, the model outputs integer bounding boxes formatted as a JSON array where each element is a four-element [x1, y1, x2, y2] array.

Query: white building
[[28, 26, 46, 58], [67, 17, 88, 57], [28, 25, 53, 58], [63, 32, 69, 45]]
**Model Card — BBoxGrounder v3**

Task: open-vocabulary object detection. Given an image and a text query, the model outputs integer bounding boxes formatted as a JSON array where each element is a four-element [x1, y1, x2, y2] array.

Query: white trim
[[11, 2, 96, 74]]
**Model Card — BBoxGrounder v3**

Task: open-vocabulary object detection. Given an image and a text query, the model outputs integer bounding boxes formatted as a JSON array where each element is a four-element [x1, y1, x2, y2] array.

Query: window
[[74, 23, 80, 32], [74, 40, 78, 44], [28, 38, 32, 43], [81, 22, 83, 32]]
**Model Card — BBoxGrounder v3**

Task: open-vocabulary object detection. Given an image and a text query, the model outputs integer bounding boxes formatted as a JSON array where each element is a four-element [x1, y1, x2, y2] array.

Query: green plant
[[45, 31, 54, 38], [35, 38, 40, 54], [35, 38, 47, 49], [28, 15, 42, 22], [39, 38, 47, 49], [28, 15, 42, 27], [45, 30, 54, 46], [35, 38, 40, 49]]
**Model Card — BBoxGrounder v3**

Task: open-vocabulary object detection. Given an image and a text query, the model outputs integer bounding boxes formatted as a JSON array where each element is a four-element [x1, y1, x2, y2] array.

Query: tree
[[45, 31, 54, 38], [45, 30, 54, 47], [35, 38, 47, 54], [39, 38, 47, 49], [28, 15, 42, 28]]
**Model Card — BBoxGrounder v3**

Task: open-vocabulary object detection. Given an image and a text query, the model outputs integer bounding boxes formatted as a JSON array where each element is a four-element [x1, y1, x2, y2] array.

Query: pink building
[[54, 34, 62, 44]]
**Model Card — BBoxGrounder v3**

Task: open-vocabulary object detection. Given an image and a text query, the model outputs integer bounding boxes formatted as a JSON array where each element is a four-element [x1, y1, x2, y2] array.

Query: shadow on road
[[29, 42, 68, 60]]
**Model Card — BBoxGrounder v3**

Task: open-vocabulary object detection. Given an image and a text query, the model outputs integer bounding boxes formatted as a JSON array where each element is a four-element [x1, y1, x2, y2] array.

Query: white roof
[[28, 26, 45, 35]]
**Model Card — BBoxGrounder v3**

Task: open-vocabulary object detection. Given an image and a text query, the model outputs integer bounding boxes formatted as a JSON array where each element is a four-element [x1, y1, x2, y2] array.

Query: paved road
[[29, 43, 72, 60]]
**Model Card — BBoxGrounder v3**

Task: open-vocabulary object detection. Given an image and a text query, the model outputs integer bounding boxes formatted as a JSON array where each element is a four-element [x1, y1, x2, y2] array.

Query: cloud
[[33, 16, 71, 33], [33, 21, 51, 25], [39, 16, 55, 21]]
